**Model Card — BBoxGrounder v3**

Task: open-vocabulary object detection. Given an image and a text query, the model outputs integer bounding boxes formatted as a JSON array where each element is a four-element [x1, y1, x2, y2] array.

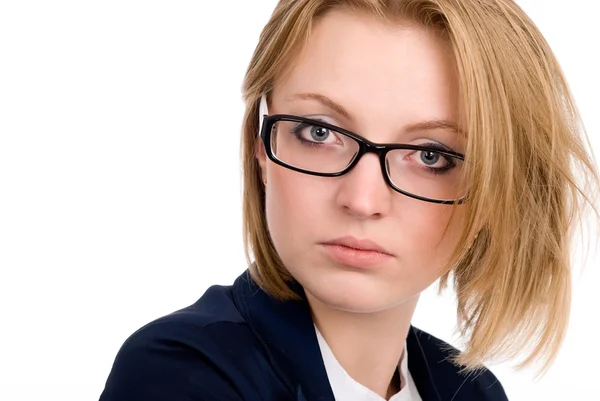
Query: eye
[[291, 121, 341, 145], [309, 125, 331, 142], [388, 142, 459, 176], [419, 150, 443, 167]]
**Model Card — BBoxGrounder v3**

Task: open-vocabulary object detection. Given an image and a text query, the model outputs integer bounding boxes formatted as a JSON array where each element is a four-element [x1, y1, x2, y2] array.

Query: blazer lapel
[[232, 270, 335, 401], [407, 327, 443, 401]]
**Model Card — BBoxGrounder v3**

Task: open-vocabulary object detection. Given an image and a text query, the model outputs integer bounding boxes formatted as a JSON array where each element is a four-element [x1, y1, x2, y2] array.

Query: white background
[[0, 1, 598, 400]]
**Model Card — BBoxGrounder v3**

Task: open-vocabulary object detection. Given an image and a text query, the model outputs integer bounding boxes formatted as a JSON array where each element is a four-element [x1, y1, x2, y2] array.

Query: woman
[[100, 0, 598, 400]]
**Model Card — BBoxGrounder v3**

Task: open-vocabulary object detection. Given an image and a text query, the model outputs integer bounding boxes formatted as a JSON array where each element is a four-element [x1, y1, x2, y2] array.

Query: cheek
[[396, 201, 465, 263], [264, 165, 330, 255]]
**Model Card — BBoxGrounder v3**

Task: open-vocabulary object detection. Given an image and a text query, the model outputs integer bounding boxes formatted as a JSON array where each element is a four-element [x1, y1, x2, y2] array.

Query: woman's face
[[257, 9, 466, 313]]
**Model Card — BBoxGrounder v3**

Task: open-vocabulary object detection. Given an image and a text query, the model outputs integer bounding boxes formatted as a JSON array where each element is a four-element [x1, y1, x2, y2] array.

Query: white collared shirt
[[315, 326, 422, 401]]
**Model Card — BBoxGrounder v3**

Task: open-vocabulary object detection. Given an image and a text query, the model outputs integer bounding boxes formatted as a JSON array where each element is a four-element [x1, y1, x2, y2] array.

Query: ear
[[255, 140, 267, 183]]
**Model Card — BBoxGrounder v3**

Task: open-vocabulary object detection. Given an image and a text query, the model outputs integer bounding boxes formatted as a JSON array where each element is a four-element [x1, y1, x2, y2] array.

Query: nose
[[334, 152, 393, 219]]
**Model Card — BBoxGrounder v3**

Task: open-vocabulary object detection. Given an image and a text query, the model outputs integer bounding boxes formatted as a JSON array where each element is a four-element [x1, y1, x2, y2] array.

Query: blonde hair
[[240, 0, 599, 372]]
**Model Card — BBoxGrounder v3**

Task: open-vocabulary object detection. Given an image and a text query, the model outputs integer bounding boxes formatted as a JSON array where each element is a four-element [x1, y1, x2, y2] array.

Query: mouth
[[322, 236, 393, 255], [320, 236, 394, 269]]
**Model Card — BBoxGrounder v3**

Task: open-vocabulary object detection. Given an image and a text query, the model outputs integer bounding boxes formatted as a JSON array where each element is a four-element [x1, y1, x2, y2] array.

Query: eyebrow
[[285, 92, 353, 121], [404, 119, 466, 137], [285, 92, 465, 137]]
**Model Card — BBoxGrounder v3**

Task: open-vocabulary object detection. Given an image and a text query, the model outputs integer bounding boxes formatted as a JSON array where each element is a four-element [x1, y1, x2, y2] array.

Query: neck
[[307, 292, 419, 399]]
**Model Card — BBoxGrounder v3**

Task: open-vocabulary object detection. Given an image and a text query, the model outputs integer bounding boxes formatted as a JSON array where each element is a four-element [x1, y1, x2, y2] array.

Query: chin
[[300, 268, 406, 314]]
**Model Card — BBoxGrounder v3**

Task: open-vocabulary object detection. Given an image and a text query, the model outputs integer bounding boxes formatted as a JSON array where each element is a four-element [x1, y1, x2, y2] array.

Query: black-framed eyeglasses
[[260, 114, 467, 204]]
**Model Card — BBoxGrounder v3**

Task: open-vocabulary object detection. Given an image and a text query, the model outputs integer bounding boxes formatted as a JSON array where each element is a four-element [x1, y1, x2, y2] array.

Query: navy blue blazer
[[100, 270, 508, 400]]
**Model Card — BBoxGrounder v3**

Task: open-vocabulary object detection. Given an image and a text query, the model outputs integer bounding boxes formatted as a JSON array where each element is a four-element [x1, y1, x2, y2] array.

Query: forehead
[[272, 9, 459, 127]]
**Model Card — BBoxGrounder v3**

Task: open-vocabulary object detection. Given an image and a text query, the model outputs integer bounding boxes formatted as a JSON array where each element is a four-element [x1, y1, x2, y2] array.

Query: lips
[[320, 236, 394, 269], [322, 236, 393, 256]]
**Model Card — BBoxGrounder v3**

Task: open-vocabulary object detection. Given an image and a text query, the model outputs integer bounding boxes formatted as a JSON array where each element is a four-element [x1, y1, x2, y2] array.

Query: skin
[[257, 9, 466, 399]]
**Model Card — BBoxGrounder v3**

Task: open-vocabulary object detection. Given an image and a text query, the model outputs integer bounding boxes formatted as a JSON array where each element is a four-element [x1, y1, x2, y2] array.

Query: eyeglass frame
[[257, 99, 467, 205]]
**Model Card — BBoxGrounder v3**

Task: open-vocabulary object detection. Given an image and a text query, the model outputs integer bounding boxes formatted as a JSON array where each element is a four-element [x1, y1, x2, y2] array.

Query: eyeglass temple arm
[[258, 95, 269, 135]]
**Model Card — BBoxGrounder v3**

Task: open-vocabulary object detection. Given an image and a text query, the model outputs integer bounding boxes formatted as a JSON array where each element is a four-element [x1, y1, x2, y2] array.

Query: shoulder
[[99, 285, 274, 401], [408, 326, 508, 401]]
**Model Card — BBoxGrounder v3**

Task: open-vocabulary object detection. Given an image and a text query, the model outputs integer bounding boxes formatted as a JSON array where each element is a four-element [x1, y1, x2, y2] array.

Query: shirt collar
[[315, 326, 422, 401]]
